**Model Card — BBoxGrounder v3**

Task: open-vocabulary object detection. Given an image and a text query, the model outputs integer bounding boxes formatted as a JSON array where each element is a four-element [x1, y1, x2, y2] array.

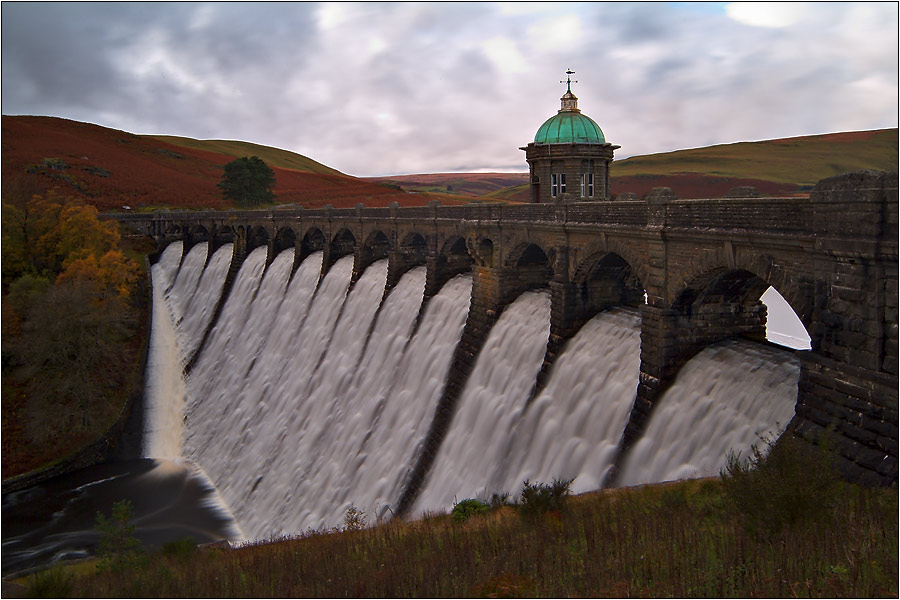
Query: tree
[[218, 156, 276, 207]]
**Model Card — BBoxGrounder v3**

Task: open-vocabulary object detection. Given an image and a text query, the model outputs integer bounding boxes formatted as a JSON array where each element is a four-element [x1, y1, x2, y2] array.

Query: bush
[[720, 433, 844, 538], [25, 565, 73, 598], [343, 505, 367, 531], [518, 478, 573, 519], [95, 499, 146, 572], [451, 498, 490, 523], [162, 537, 197, 560]]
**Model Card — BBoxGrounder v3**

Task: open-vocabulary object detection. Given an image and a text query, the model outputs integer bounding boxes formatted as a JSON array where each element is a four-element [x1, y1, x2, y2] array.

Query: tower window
[[587, 172, 594, 197], [551, 173, 558, 197], [559, 173, 566, 194]]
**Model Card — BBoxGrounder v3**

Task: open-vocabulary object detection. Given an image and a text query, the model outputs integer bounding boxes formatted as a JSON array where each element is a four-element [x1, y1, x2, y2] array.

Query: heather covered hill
[[1, 116, 467, 210], [442, 129, 899, 201], [365, 172, 529, 198]]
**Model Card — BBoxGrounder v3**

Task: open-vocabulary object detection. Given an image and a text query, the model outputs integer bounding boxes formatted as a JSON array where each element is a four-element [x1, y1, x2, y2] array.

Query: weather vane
[[560, 69, 577, 93]]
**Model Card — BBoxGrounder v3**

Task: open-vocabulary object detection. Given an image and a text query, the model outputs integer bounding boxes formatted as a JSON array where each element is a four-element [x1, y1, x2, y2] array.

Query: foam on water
[[144, 242, 802, 539], [412, 289, 551, 515], [618, 338, 800, 485]]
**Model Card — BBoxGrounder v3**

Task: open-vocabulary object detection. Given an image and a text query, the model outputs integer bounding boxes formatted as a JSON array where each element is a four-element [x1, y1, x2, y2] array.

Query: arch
[[441, 235, 469, 259], [506, 241, 550, 269], [247, 225, 270, 251], [330, 228, 356, 258], [399, 232, 427, 263], [573, 251, 646, 311], [674, 252, 814, 329], [672, 266, 813, 351], [274, 226, 297, 255], [474, 237, 494, 267], [189, 224, 209, 242], [300, 227, 325, 254], [362, 230, 390, 262]]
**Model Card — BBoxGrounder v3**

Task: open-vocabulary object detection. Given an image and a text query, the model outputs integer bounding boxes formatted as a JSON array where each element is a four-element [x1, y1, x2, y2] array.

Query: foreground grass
[[31, 476, 898, 598]]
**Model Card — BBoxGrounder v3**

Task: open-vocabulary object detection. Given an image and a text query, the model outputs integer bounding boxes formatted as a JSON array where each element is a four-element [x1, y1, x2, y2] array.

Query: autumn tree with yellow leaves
[[2, 190, 145, 475]]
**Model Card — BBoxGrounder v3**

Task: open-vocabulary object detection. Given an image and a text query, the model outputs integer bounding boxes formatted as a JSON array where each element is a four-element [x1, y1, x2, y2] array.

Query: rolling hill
[[1, 116, 470, 211], [3, 115, 895, 211], [396, 129, 897, 202]]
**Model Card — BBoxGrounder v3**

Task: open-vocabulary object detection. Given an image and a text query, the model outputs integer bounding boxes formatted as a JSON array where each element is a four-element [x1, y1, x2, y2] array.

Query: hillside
[[1, 116, 469, 211], [4, 117, 894, 210], [381, 129, 897, 201], [365, 172, 529, 198]]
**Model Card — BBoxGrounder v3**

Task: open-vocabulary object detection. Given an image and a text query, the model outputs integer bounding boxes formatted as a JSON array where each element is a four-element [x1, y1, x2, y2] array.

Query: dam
[[123, 170, 897, 539]]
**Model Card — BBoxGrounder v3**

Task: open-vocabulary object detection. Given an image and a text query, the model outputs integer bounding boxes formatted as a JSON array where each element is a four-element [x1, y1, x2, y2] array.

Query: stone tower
[[521, 71, 619, 203]]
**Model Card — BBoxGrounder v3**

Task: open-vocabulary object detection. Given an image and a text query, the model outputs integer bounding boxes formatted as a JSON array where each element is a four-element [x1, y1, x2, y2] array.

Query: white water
[[412, 305, 642, 516], [145, 243, 802, 538], [144, 246, 188, 459], [412, 289, 551, 514], [496, 308, 642, 495], [618, 338, 800, 485], [176, 244, 233, 361], [167, 243, 208, 324]]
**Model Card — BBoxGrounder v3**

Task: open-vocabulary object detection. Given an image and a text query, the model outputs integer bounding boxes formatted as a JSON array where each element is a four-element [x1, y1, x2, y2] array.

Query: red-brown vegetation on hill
[[365, 172, 529, 197], [1, 116, 465, 210], [610, 174, 802, 200]]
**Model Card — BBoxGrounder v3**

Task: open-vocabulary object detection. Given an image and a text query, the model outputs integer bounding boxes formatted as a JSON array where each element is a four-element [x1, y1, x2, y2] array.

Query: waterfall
[[495, 308, 642, 495], [166, 242, 208, 324], [618, 339, 800, 485], [144, 245, 188, 458], [412, 289, 551, 514], [144, 242, 801, 538], [177, 244, 233, 360]]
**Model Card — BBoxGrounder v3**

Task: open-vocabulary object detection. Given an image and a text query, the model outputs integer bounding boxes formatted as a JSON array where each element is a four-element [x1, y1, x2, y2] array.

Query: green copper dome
[[534, 111, 606, 144]]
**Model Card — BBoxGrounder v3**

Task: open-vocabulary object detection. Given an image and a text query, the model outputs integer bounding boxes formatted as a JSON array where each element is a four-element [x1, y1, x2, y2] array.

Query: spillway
[[144, 246, 801, 538]]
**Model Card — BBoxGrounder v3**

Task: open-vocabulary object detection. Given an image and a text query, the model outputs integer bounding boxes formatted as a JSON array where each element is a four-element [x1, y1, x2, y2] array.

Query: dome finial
[[559, 68, 579, 112], [560, 68, 577, 93]]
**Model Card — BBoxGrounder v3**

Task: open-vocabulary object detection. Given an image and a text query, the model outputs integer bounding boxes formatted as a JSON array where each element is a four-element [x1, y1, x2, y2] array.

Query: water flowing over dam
[[147, 242, 803, 539]]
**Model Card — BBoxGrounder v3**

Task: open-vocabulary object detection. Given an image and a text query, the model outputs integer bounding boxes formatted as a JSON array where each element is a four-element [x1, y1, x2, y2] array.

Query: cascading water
[[166, 242, 208, 324], [412, 289, 551, 514], [143, 240, 802, 540], [144, 243, 188, 458], [176, 243, 233, 360], [494, 308, 642, 495], [412, 304, 643, 516], [618, 338, 800, 486]]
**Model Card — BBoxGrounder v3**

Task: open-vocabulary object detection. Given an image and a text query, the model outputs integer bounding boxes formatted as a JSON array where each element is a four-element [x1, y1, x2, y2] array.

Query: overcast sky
[[2, 2, 897, 176]]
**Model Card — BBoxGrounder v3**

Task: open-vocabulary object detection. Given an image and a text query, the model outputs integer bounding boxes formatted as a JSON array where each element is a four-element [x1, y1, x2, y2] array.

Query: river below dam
[[2, 241, 807, 575]]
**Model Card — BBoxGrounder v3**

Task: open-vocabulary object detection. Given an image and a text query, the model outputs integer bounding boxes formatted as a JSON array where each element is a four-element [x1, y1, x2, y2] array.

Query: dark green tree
[[218, 156, 276, 207]]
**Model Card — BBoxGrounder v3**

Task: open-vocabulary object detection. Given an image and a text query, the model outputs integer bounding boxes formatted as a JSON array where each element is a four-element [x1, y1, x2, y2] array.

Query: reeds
[[37, 472, 897, 598]]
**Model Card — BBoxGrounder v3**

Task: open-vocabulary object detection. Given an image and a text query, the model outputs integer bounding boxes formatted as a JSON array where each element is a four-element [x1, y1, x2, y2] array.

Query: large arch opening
[[508, 242, 553, 295], [360, 230, 390, 270], [274, 227, 296, 256], [247, 226, 269, 251], [575, 252, 646, 319], [300, 227, 325, 255], [674, 268, 811, 352], [330, 228, 356, 259]]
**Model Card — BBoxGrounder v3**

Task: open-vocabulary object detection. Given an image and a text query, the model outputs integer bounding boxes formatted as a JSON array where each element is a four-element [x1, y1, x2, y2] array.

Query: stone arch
[[273, 226, 297, 256], [301, 227, 325, 255], [165, 223, 182, 236], [569, 238, 649, 296], [399, 232, 428, 264], [188, 224, 209, 243], [674, 251, 814, 330], [363, 230, 390, 261], [439, 235, 473, 270], [573, 251, 646, 313], [330, 227, 356, 258], [470, 236, 495, 268], [247, 225, 270, 251], [506, 241, 553, 293]]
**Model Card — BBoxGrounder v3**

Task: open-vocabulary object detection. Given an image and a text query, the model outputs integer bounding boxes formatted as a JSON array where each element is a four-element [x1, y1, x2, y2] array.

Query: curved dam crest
[[146, 241, 801, 539]]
